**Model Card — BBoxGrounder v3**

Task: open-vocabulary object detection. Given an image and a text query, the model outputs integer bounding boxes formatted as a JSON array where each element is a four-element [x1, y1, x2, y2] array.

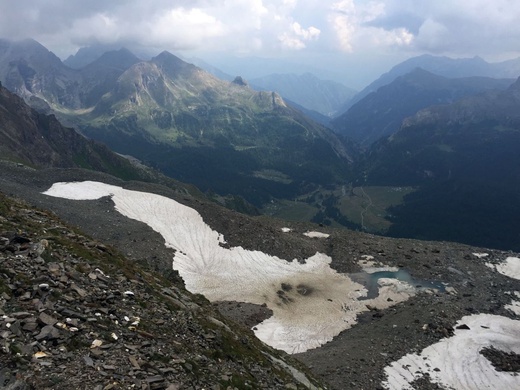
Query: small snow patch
[[358, 259, 399, 274], [303, 231, 329, 238], [505, 300, 520, 316], [487, 257, 520, 281], [473, 253, 489, 258], [281, 227, 292, 233]]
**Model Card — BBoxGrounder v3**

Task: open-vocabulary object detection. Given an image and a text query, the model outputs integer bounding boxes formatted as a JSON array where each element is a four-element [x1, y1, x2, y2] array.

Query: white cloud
[[69, 14, 121, 45], [373, 0, 520, 58], [279, 22, 320, 50], [2, 0, 520, 76], [144, 8, 227, 49], [328, 0, 413, 52]]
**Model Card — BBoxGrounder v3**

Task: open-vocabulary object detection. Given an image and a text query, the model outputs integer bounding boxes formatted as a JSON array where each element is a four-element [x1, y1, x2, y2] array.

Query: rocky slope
[[0, 189, 322, 390], [0, 162, 519, 390]]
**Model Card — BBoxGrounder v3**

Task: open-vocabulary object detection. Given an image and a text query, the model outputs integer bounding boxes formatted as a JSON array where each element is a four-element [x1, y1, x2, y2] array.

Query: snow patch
[[358, 259, 399, 274], [505, 300, 520, 316], [44, 181, 415, 354], [382, 314, 520, 390], [303, 231, 329, 238], [486, 257, 520, 280], [281, 227, 292, 233], [473, 252, 489, 258]]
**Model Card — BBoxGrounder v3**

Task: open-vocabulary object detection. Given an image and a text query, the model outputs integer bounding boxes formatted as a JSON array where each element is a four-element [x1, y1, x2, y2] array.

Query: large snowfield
[[44, 181, 415, 353], [44, 181, 520, 389]]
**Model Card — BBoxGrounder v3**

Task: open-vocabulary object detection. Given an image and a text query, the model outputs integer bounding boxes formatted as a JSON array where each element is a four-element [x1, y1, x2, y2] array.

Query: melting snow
[[505, 299, 520, 316], [384, 256, 520, 389], [281, 227, 292, 233], [358, 258, 399, 274], [383, 314, 520, 390], [490, 257, 520, 280], [303, 231, 329, 238], [44, 181, 415, 354]]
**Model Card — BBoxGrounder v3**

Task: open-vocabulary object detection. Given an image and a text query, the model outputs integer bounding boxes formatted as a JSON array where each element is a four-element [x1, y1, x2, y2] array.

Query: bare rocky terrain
[[0, 164, 322, 390], [1, 161, 519, 389]]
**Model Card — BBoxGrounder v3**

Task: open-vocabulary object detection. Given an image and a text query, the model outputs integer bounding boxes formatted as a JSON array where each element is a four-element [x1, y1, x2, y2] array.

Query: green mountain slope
[[362, 77, 520, 250], [332, 68, 513, 147], [69, 51, 353, 206], [0, 39, 353, 210]]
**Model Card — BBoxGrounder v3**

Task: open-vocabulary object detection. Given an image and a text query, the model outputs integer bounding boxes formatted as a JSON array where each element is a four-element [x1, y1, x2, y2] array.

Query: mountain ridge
[[250, 72, 357, 117], [332, 67, 514, 146], [0, 38, 354, 211], [342, 53, 520, 112]]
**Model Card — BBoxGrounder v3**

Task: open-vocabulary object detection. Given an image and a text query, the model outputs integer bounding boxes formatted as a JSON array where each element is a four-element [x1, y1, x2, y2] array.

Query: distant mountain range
[[66, 44, 357, 118], [250, 73, 356, 117], [2, 38, 520, 251], [343, 54, 520, 111], [332, 68, 514, 147], [189, 58, 356, 117], [0, 38, 353, 209]]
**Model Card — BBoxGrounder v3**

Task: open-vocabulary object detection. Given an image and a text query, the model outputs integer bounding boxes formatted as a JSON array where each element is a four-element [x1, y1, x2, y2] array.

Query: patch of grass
[[253, 169, 293, 184], [338, 186, 415, 232]]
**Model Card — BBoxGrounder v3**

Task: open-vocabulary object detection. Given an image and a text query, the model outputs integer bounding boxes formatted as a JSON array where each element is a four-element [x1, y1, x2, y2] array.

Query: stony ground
[[0, 178, 322, 389], [1, 161, 519, 389]]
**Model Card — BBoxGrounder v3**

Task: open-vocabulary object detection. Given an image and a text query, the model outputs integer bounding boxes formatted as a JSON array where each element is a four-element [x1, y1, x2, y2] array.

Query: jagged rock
[[232, 76, 248, 86], [38, 312, 58, 325], [35, 324, 61, 341]]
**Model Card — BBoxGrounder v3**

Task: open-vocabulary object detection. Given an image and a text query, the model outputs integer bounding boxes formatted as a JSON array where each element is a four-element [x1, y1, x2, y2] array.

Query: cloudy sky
[[1, 0, 520, 88]]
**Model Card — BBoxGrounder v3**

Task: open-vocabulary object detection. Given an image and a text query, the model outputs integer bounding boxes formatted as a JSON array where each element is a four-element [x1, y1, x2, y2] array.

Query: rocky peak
[[84, 47, 141, 71], [151, 51, 196, 77], [232, 76, 248, 87]]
